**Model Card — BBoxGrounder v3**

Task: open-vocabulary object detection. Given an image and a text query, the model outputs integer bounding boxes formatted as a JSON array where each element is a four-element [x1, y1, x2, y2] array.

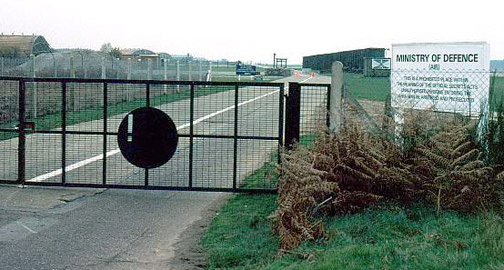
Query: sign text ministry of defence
[[396, 53, 479, 63]]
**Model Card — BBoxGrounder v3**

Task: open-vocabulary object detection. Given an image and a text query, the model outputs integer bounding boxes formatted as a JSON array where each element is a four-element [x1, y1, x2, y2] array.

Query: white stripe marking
[[299, 77, 312, 83], [16, 222, 37, 234], [27, 89, 279, 182]]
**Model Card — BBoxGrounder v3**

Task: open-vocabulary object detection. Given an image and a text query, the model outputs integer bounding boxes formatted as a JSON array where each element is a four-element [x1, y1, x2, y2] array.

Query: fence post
[[176, 60, 180, 93], [101, 57, 106, 79], [207, 62, 212, 82], [188, 61, 192, 81], [127, 58, 132, 80], [0, 57, 3, 75], [285, 82, 301, 150], [31, 54, 37, 119], [147, 59, 152, 80], [330, 61, 343, 133], [198, 61, 202, 81], [70, 55, 76, 78], [163, 59, 168, 93], [52, 53, 57, 78]]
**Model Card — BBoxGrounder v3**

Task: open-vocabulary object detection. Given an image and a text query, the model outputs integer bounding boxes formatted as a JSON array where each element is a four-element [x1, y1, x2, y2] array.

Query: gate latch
[[15, 121, 36, 133]]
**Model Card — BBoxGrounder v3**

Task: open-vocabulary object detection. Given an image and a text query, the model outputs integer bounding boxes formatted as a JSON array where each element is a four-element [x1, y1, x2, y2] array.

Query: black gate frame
[[0, 77, 330, 193]]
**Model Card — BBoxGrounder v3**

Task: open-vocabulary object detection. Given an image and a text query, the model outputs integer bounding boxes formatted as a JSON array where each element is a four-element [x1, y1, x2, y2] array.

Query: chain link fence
[[390, 69, 500, 117], [0, 51, 242, 80]]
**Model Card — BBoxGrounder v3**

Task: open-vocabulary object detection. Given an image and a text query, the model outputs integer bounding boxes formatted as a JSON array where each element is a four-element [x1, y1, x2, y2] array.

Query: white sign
[[372, 58, 391, 70], [391, 42, 490, 116]]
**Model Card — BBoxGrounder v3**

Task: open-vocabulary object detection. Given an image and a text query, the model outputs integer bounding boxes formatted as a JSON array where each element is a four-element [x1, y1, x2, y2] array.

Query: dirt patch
[[169, 193, 231, 270]]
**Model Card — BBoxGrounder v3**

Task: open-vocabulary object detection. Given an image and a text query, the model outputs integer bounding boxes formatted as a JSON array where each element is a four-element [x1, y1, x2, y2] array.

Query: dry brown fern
[[413, 121, 501, 213], [272, 117, 503, 253], [272, 122, 414, 252]]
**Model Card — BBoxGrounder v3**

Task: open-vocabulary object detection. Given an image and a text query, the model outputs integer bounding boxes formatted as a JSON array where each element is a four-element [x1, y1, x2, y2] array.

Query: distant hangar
[[302, 48, 386, 72], [0, 34, 52, 56]]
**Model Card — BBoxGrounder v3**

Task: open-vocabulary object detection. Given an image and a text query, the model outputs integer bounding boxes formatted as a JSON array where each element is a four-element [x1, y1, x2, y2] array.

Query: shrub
[[273, 120, 504, 252]]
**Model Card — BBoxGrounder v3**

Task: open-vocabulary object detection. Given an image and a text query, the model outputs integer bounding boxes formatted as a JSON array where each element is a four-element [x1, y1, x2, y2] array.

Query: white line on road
[[16, 222, 36, 234], [27, 89, 280, 182], [299, 77, 312, 83]]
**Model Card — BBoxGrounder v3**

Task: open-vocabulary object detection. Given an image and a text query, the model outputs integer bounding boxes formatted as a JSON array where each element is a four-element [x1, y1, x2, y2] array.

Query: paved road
[[0, 74, 330, 270], [0, 185, 226, 270]]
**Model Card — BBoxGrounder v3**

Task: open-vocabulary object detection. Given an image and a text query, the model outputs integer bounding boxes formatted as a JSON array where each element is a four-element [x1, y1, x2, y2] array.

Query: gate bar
[[145, 82, 150, 186], [189, 82, 194, 188], [232, 85, 239, 190], [62, 82, 67, 184], [102, 82, 108, 185], [278, 84, 285, 164], [285, 82, 300, 150], [18, 79, 26, 185]]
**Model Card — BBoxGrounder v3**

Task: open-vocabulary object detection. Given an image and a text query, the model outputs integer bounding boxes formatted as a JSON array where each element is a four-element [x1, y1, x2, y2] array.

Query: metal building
[[302, 48, 386, 73], [0, 34, 52, 57]]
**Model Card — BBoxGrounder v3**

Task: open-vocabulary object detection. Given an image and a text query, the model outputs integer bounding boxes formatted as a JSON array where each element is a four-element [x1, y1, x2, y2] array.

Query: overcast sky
[[1, 0, 503, 64]]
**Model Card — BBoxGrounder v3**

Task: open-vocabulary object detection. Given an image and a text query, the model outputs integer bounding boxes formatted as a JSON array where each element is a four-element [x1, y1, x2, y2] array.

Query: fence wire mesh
[[0, 52, 240, 81], [390, 69, 497, 117], [299, 84, 330, 145]]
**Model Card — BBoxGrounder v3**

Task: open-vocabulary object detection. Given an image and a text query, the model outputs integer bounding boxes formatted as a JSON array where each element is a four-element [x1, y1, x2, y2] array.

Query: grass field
[[343, 73, 390, 102], [202, 133, 504, 269], [344, 72, 504, 108], [202, 194, 504, 270]]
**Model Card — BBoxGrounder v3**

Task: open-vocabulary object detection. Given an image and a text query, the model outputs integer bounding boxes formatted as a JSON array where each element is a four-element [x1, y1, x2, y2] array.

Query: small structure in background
[[119, 48, 158, 65], [363, 57, 390, 77], [235, 61, 257, 75], [303, 48, 386, 73], [265, 53, 291, 76], [0, 34, 52, 57]]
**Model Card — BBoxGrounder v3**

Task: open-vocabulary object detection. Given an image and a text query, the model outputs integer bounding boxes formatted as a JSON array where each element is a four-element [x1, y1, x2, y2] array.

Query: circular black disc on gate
[[117, 107, 178, 169]]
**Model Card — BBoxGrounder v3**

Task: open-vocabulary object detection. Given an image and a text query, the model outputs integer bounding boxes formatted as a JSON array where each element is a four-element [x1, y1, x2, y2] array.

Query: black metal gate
[[0, 77, 329, 192]]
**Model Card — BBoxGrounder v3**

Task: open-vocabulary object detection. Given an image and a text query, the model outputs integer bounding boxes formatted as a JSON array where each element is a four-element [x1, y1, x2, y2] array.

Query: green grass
[[343, 72, 391, 102], [202, 196, 504, 270], [202, 194, 278, 269], [343, 72, 504, 106], [203, 131, 504, 269], [239, 135, 318, 190]]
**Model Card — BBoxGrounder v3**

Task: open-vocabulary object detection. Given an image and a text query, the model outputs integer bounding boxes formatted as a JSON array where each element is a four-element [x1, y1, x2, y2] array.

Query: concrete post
[[207, 62, 212, 81], [188, 61, 192, 81], [101, 57, 106, 79], [126, 58, 132, 101], [198, 61, 202, 81], [163, 59, 168, 93], [116, 59, 120, 79], [147, 59, 152, 80], [52, 54, 57, 78], [330, 61, 343, 133], [0, 57, 4, 75], [70, 55, 76, 78], [176, 60, 180, 81], [127, 58, 132, 80], [176, 60, 180, 93], [31, 54, 37, 118]]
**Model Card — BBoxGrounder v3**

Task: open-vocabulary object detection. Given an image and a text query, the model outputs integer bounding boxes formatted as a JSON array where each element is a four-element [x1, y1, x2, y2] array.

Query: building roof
[[0, 34, 52, 56], [119, 48, 156, 57]]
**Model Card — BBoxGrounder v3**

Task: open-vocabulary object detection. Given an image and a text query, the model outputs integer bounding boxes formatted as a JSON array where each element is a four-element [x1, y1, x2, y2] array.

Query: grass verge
[[202, 131, 504, 269], [202, 197, 504, 270]]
